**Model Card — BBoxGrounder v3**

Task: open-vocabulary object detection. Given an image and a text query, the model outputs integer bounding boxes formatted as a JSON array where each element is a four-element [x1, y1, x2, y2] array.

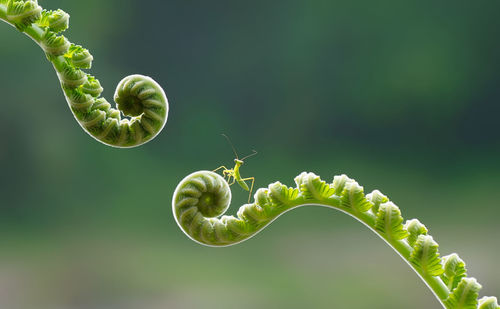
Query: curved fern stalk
[[0, 0, 168, 147], [172, 171, 499, 309]]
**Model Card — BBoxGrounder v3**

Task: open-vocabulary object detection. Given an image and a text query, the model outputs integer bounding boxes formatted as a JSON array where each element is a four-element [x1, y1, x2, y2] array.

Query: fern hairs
[[0, 0, 168, 147], [173, 171, 499, 309]]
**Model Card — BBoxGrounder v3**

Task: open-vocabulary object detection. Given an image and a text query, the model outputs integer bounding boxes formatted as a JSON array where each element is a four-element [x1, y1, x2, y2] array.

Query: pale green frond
[[441, 253, 467, 291], [339, 181, 372, 212], [295, 172, 335, 201], [172, 171, 498, 306], [404, 219, 428, 247], [375, 202, 408, 240], [444, 278, 481, 309], [6, 0, 41, 29], [410, 235, 444, 276], [332, 174, 351, 195], [366, 189, 388, 215], [254, 188, 272, 209], [65, 44, 93, 69], [41, 31, 69, 56], [81, 75, 103, 97], [0, 0, 168, 147], [479, 296, 500, 309], [237, 204, 268, 225], [37, 9, 69, 32], [268, 182, 299, 207]]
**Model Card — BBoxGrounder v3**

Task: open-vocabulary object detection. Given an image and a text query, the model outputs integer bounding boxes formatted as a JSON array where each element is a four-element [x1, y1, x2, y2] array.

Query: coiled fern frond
[[173, 171, 499, 309], [0, 0, 169, 147]]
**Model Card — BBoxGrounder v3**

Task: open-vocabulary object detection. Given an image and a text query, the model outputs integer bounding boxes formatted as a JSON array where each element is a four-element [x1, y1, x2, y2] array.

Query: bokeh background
[[1, 0, 499, 308]]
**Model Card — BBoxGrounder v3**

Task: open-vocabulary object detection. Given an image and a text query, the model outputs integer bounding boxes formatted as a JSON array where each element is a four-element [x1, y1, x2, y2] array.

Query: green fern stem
[[0, 0, 168, 147], [172, 171, 499, 309]]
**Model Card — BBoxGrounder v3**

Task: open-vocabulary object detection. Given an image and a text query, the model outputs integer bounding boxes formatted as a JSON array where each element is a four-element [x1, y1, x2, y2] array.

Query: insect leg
[[213, 166, 229, 173], [240, 177, 255, 203]]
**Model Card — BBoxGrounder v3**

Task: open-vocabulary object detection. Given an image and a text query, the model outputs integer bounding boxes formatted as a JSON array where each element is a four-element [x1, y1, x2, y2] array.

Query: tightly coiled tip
[[65, 74, 169, 148], [110, 74, 169, 147], [2, 0, 169, 148], [173, 171, 232, 245]]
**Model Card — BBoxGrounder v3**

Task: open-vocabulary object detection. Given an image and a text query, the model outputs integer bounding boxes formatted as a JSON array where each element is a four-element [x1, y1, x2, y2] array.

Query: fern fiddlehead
[[173, 171, 499, 309], [0, 0, 168, 147]]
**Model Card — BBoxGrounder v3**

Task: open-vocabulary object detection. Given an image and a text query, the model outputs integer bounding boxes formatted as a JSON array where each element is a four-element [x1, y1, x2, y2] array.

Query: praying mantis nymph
[[213, 134, 257, 203]]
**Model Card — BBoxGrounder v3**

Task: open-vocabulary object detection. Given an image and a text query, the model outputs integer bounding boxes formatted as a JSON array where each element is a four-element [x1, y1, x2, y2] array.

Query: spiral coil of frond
[[173, 171, 499, 309], [0, 0, 168, 147]]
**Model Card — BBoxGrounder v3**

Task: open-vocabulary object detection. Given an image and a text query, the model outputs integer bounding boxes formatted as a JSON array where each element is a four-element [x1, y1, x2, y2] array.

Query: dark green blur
[[0, 0, 499, 308]]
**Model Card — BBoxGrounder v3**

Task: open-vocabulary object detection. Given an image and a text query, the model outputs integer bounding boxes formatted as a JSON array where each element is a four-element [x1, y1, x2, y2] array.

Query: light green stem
[[1, 0, 168, 147], [173, 171, 498, 309]]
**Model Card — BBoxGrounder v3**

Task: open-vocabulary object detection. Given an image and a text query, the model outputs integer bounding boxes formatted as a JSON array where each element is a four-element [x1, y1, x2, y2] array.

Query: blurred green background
[[1, 0, 499, 308]]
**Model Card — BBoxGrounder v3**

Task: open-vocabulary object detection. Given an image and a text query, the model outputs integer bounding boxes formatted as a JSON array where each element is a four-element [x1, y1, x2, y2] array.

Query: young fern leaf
[[405, 218, 428, 247], [442, 253, 468, 291], [6, 0, 41, 30], [409, 235, 444, 276], [478, 297, 500, 309], [0, 0, 168, 147], [340, 180, 373, 213], [295, 172, 335, 202], [172, 170, 498, 308], [444, 278, 482, 309], [37, 9, 69, 33], [267, 181, 299, 207], [374, 202, 408, 241], [366, 189, 388, 215], [332, 174, 349, 195], [330, 174, 373, 212]]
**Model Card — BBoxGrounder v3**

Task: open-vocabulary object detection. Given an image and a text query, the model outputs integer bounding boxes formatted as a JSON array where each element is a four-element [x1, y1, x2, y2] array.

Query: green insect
[[213, 134, 257, 203]]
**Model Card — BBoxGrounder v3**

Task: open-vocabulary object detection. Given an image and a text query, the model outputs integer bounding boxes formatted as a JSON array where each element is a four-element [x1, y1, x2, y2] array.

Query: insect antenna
[[241, 150, 258, 161], [221, 133, 239, 159]]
